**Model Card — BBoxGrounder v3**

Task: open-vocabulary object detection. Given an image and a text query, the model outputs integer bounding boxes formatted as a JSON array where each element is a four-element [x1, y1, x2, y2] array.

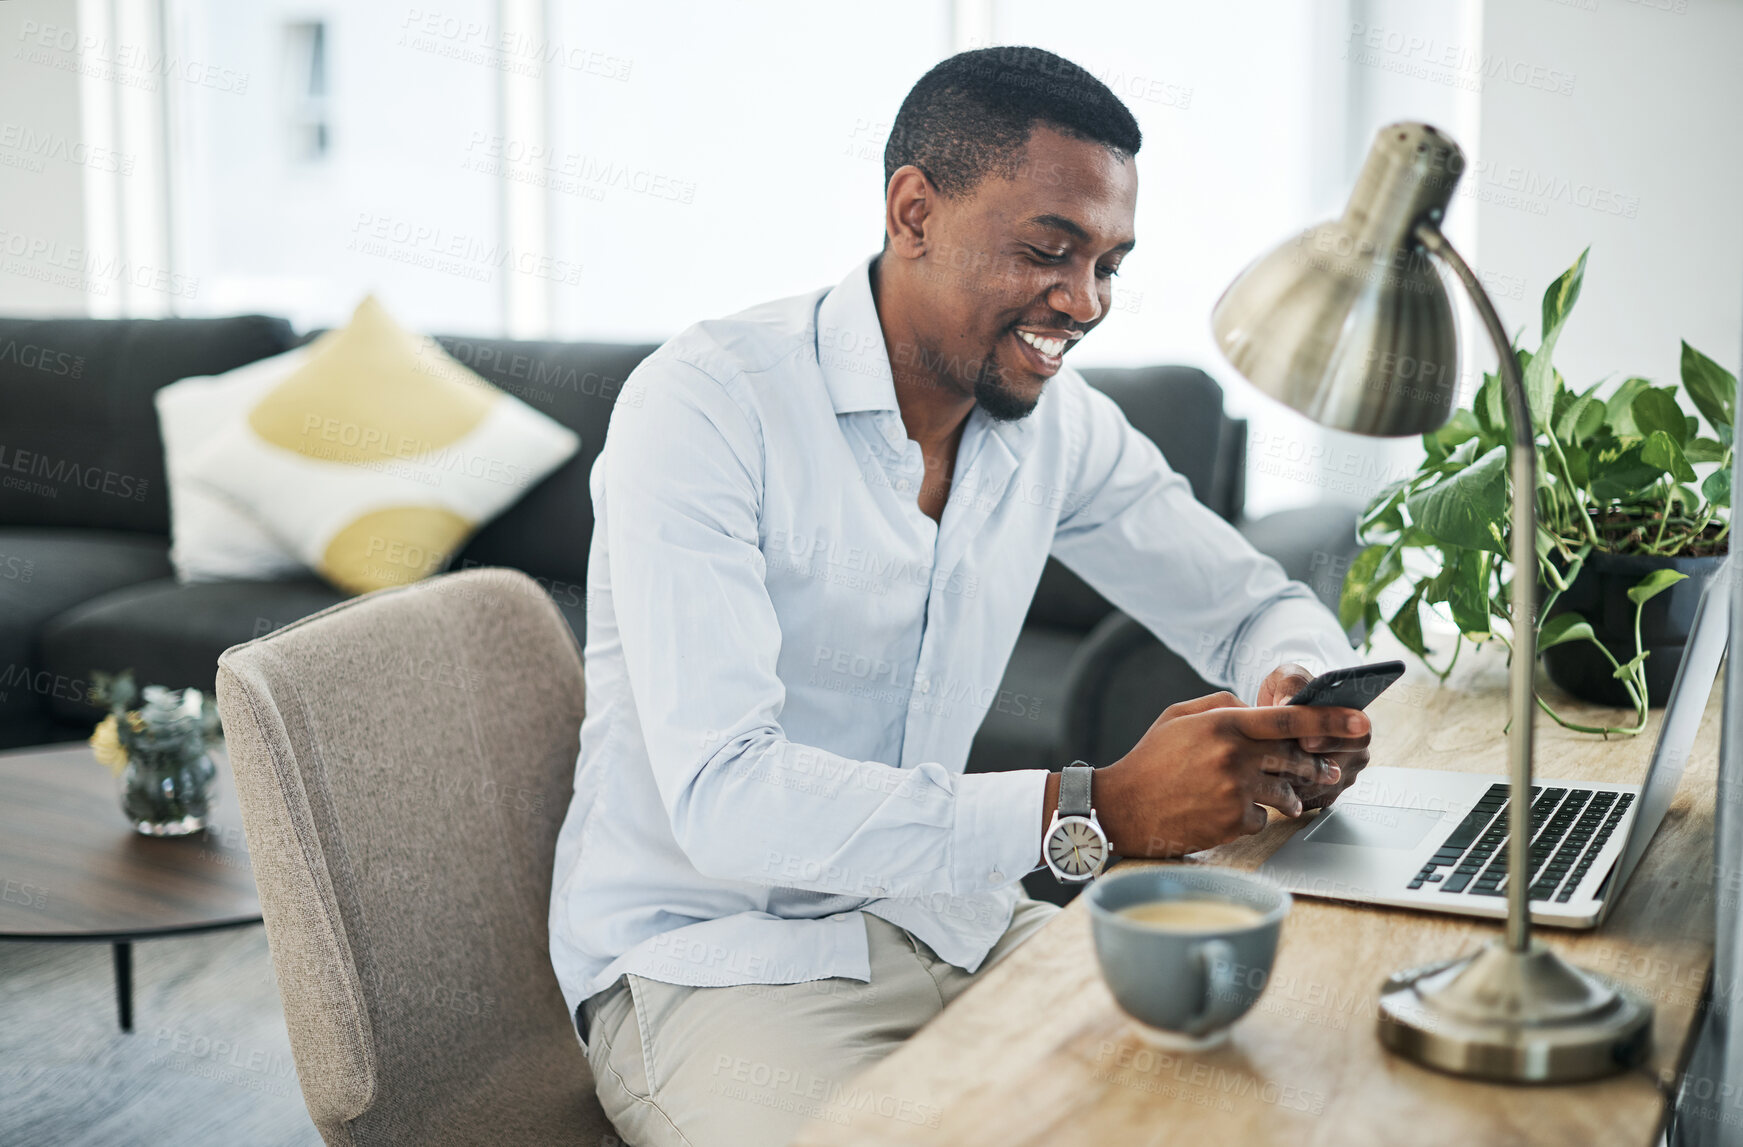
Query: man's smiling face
[[903, 124, 1138, 421]]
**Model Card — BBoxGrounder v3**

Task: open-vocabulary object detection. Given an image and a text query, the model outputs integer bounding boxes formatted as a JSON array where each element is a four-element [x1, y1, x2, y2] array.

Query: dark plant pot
[[1541, 550, 1727, 708]]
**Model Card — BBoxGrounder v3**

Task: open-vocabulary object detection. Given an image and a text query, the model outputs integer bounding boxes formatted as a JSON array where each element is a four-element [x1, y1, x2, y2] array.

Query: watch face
[[1048, 817, 1107, 878]]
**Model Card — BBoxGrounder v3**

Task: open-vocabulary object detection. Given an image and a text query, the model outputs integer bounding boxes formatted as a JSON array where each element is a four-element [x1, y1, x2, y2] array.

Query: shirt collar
[[813, 254, 1040, 463], [815, 255, 899, 414]]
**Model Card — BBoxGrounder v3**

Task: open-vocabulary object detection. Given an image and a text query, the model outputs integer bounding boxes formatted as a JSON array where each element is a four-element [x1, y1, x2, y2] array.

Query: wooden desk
[[793, 644, 1724, 1147]]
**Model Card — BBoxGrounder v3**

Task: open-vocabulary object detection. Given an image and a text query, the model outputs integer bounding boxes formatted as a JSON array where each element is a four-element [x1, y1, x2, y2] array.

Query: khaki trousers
[[581, 898, 1059, 1147]]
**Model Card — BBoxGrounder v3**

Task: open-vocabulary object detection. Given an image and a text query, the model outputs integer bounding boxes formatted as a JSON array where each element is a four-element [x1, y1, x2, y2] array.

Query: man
[[550, 46, 1370, 1146]]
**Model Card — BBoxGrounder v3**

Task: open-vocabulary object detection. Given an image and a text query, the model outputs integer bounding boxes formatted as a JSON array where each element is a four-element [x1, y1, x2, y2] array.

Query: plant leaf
[[1448, 551, 1491, 636], [1563, 442, 1590, 487], [1640, 430, 1698, 483], [1632, 387, 1688, 445], [1476, 371, 1507, 439], [1535, 444, 1557, 490], [1703, 466, 1731, 508], [1627, 569, 1689, 606], [1406, 446, 1510, 555], [1358, 479, 1410, 540], [1421, 431, 1446, 465], [1522, 249, 1588, 427], [1338, 540, 1407, 630], [1389, 586, 1428, 659], [1606, 377, 1652, 437], [1551, 386, 1575, 436], [1338, 545, 1387, 630], [1555, 390, 1605, 444], [1613, 651, 1649, 679], [1431, 408, 1481, 454], [1538, 612, 1597, 651], [1681, 340, 1736, 434], [1685, 437, 1728, 463], [1586, 437, 1662, 501]]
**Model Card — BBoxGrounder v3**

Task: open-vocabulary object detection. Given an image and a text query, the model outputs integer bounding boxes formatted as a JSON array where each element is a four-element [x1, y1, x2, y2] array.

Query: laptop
[[1259, 560, 1729, 929]]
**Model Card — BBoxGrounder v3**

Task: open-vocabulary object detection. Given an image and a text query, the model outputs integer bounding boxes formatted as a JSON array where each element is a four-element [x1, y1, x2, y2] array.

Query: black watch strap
[[1059, 762, 1094, 817]]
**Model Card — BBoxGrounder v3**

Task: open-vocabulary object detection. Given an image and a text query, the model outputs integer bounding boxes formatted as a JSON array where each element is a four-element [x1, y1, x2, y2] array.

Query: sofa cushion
[[1078, 365, 1237, 517], [963, 622, 1082, 906], [0, 529, 174, 748], [0, 315, 295, 533], [963, 623, 1077, 778], [1026, 366, 1243, 634], [440, 337, 659, 590], [36, 577, 347, 726], [187, 300, 581, 594]]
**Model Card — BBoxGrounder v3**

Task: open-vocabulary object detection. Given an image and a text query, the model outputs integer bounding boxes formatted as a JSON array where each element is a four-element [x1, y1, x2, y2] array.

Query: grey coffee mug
[[1087, 865, 1290, 1046]]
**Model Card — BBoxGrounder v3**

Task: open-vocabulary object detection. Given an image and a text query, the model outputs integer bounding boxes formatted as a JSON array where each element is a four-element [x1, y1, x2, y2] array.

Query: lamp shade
[[1212, 123, 1466, 438]]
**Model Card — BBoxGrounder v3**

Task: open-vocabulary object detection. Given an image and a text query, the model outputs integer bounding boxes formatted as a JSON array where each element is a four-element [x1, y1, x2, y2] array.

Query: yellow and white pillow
[[157, 345, 315, 583], [181, 296, 579, 594]]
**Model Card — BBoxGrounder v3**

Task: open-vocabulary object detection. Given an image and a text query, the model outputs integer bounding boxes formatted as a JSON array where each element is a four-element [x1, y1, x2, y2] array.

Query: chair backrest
[[215, 567, 607, 1146]]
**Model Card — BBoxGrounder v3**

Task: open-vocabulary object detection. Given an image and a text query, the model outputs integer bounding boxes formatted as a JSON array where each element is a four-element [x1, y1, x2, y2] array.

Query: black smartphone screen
[[1285, 660, 1406, 710]]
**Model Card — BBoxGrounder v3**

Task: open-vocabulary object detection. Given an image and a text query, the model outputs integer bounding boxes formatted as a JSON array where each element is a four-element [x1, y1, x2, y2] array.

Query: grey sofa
[[0, 315, 1358, 847], [0, 315, 651, 747]]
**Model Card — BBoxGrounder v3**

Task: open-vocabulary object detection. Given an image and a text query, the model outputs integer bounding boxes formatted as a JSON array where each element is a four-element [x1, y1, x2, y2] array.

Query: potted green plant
[[1339, 249, 1733, 735]]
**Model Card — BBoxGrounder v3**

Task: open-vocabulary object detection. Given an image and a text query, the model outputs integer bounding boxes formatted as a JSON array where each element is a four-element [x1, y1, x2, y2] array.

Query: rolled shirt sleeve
[[603, 359, 1045, 899], [1049, 381, 1359, 703]]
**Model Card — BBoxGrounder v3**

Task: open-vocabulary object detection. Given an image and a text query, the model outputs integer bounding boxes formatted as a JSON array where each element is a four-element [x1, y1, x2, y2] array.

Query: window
[[282, 20, 329, 163]]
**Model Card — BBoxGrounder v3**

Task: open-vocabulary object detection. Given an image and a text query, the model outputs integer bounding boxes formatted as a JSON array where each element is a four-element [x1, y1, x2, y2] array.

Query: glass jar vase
[[119, 745, 217, 836]]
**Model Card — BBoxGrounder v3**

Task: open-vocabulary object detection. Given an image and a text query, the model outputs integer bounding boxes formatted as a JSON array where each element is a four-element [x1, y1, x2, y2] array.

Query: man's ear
[[884, 165, 934, 259]]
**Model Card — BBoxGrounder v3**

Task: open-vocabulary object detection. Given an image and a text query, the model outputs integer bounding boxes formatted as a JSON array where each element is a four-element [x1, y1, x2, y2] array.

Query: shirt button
[[896, 479, 910, 492], [917, 677, 930, 693], [988, 868, 1004, 884]]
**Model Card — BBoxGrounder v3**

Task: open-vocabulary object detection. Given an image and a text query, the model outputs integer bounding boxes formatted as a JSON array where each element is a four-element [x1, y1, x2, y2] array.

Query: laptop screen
[[1599, 559, 1732, 914]]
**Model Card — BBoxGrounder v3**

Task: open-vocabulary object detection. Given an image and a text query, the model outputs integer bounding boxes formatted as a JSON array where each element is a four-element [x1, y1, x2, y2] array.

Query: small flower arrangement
[[88, 670, 223, 835]]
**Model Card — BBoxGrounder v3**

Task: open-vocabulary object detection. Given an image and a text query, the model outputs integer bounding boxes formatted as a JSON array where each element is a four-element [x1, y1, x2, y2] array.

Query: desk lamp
[[1211, 122, 1653, 1082]]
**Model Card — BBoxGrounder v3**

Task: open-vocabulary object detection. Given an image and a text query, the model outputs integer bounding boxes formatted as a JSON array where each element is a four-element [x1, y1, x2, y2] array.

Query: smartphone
[[1285, 660, 1405, 710]]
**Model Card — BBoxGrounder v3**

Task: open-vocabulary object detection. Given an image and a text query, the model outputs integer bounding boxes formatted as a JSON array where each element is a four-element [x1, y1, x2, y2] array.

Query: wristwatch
[[1044, 762, 1109, 883]]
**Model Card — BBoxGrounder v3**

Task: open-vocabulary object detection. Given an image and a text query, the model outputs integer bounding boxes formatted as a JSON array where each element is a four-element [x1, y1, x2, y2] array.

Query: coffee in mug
[[1088, 866, 1290, 1049], [1117, 899, 1267, 932]]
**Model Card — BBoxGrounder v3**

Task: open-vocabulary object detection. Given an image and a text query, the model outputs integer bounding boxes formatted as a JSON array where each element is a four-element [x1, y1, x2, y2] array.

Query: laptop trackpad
[[1305, 804, 1446, 849]]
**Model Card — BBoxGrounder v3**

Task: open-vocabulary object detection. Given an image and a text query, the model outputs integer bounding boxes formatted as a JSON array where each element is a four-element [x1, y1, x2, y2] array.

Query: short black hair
[[884, 46, 1142, 198]]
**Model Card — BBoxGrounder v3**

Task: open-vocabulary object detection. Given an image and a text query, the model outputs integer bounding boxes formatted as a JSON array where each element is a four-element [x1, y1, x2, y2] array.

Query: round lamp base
[[1377, 940, 1653, 1083]]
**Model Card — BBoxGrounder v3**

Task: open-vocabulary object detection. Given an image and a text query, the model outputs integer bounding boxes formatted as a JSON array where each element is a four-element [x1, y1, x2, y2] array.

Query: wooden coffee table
[[0, 741, 261, 1031]]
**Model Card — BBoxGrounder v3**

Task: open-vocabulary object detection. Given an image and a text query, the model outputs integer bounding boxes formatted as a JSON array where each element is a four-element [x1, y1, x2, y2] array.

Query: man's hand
[[1258, 662, 1373, 811], [1256, 663, 1315, 708], [1089, 691, 1371, 857]]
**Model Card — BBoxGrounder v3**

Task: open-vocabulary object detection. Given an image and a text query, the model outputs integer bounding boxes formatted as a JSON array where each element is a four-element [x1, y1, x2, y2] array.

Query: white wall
[[972, 0, 1361, 516], [11, 0, 1738, 517], [165, 0, 505, 333], [0, 0, 92, 315], [542, 1, 947, 343], [1476, 0, 1743, 397], [1270, 0, 1743, 520]]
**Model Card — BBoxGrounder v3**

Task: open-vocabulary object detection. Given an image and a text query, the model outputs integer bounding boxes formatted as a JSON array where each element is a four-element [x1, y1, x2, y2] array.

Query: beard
[[948, 346, 1043, 422], [973, 369, 1042, 422]]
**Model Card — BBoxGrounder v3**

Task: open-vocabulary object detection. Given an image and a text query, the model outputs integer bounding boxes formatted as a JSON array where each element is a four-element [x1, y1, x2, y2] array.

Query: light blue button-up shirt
[[549, 256, 1355, 1021]]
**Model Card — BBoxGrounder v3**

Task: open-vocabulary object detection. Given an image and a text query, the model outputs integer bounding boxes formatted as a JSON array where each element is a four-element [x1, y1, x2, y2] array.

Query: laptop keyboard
[[1406, 783, 1635, 903]]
